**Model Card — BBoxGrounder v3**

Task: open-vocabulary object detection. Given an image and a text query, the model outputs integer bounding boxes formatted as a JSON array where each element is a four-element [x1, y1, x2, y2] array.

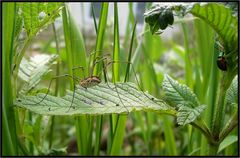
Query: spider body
[[80, 76, 101, 88]]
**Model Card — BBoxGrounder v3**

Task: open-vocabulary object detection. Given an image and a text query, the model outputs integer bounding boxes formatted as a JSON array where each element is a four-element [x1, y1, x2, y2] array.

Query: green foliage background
[[2, 2, 238, 156]]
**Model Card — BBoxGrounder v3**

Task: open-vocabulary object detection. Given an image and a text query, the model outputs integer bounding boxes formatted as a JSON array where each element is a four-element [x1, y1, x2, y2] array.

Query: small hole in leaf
[[48, 13, 50, 16], [116, 104, 119, 106]]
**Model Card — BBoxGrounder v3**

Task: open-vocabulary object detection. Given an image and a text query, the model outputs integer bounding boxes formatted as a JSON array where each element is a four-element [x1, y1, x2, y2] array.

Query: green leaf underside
[[177, 104, 206, 125], [189, 3, 237, 52], [19, 54, 58, 94], [15, 82, 173, 116], [226, 75, 238, 106], [162, 75, 200, 107]]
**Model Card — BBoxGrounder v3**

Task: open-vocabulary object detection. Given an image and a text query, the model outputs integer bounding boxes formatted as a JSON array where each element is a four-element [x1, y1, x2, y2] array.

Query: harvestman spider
[[22, 53, 163, 113]]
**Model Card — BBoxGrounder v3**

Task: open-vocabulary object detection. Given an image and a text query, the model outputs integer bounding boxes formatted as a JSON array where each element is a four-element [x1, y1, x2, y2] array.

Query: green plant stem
[[94, 116, 103, 155], [191, 119, 214, 143], [209, 72, 235, 155], [48, 117, 55, 149], [48, 23, 60, 150], [219, 111, 238, 142], [212, 73, 233, 138], [28, 113, 34, 154]]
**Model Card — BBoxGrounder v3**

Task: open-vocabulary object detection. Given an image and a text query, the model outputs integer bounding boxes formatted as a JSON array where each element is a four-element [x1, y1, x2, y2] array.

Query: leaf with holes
[[19, 54, 58, 94], [177, 104, 206, 125], [162, 74, 200, 107], [14, 82, 175, 116]]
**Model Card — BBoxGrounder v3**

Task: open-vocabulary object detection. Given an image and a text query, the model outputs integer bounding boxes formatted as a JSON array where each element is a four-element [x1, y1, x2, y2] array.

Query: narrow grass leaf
[[217, 135, 238, 153], [3, 3, 18, 155]]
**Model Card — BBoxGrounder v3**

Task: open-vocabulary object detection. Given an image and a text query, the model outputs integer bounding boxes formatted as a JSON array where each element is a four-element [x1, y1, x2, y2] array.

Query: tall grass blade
[[124, 22, 137, 82], [3, 2, 18, 155], [110, 3, 127, 155], [62, 4, 88, 155], [93, 3, 109, 75], [91, 3, 108, 156]]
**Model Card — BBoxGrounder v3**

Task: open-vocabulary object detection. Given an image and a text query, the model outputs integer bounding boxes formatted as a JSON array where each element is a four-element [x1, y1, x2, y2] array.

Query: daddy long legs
[[20, 54, 163, 113]]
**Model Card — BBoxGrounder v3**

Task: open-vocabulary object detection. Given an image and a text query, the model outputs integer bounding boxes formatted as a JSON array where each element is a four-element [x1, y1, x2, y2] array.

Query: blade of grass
[[193, 19, 216, 155], [91, 3, 109, 156], [93, 3, 109, 75], [3, 2, 18, 155], [91, 3, 98, 34], [181, 21, 193, 89], [163, 116, 177, 155], [48, 23, 60, 150], [180, 17, 194, 155], [124, 22, 137, 82], [110, 3, 127, 155], [62, 4, 89, 155], [123, 3, 135, 53], [62, 5, 74, 88]]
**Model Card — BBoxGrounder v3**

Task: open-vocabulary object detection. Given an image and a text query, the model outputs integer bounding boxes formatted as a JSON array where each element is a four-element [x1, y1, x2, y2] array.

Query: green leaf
[[162, 74, 200, 107], [20, 2, 63, 37], [144, 3, 237, 54], [144, 5, 174, 34], [226, 75, 238, 106], [19, 54, 58, 94], [14, 82, 173, 116], [189, 3, 238, 54], [177, 104, 206, 125], [217, 135, 238, 153]]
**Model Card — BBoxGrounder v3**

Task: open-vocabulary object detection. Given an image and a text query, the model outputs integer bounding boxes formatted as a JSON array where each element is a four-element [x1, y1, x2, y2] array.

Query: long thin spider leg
[[67, 79, 76, 112], [91, 56, 109, 77], [89, 50, 111, 76], [96, 58, 129, 114], [25, 74, 80, 107], [66, 66, 86, 112], [113, 71, 129, 114], [72, 66, 86, 78], [107, 61, 164, 104]]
